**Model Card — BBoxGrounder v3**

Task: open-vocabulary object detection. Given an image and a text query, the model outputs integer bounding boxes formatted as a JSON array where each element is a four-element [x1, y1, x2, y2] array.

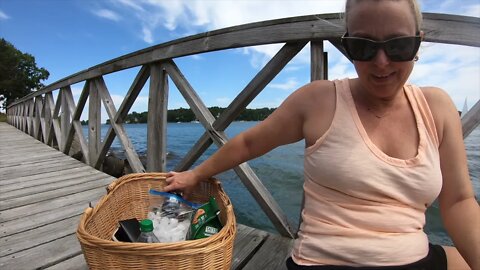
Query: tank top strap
[[404, 84, 440, 148]]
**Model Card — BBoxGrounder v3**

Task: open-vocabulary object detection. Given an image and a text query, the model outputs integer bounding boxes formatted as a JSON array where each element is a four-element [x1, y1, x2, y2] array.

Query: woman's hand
[[164, 170, 202, 197]]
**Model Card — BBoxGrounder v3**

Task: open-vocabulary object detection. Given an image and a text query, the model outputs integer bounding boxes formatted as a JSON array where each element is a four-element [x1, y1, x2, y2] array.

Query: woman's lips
[[372, 72, 395, 81]]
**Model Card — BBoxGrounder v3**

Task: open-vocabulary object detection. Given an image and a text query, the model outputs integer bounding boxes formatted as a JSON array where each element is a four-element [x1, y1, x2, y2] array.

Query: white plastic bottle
[[136, 219, 160, 243]]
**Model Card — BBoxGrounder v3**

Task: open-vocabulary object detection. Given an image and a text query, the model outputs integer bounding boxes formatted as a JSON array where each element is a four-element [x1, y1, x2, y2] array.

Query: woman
[[164, 0, 480, 269]]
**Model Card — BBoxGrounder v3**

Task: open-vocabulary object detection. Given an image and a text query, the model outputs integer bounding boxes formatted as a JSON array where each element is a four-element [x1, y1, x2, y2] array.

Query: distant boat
[[461, 98, 468, 119]]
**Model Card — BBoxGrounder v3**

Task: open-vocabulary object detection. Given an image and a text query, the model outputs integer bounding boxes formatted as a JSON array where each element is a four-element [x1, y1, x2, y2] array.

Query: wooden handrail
[[7, 13, 480, 108], [5, 12, 480, 238]]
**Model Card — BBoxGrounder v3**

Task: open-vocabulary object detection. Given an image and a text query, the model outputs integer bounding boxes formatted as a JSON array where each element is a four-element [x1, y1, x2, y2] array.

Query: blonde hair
[[344, 0, 423, 32]]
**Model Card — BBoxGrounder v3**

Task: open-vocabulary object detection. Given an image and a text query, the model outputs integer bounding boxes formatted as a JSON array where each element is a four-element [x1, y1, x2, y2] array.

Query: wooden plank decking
[[0, 122, 293, 270]]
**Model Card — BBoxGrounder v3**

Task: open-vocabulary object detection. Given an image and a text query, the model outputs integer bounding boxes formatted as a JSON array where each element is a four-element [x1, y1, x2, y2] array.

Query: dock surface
[[0, 122, 293, 269]]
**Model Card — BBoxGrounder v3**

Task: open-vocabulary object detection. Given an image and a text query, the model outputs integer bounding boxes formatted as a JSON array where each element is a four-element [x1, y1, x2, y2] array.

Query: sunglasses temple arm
[[328, 38, 353, 63]]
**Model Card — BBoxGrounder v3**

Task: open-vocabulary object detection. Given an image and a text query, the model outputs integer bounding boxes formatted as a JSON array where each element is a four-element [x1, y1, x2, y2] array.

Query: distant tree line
[[99, 106, 276, 125]]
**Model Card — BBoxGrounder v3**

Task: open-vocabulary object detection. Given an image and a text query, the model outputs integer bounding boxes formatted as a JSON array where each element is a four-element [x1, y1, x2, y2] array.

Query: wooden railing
[[6, 13, 480, 238]]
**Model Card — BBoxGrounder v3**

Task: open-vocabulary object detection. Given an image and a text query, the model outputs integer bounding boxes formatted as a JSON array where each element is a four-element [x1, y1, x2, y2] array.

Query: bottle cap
[[139, 219, 154, 232]]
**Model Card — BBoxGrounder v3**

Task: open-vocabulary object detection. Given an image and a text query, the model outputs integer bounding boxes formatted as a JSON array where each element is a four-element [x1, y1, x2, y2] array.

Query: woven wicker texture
[[77, 173, 236, 269]]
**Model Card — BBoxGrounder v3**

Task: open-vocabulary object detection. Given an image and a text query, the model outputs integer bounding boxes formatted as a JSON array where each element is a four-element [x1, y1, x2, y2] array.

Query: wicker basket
[[76, 173, 236, 269]]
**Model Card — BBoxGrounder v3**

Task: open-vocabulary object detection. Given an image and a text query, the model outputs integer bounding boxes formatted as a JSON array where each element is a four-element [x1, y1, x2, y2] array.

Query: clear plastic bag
[[147, 190, 199, 242]]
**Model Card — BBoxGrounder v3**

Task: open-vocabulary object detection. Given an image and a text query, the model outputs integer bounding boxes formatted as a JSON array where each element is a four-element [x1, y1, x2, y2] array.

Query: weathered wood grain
[[0, 215, 81, 257], [0, 187, 106, 223], [231, 224, 269, 269], [0, 201, 90, 237], [311, 40, 326, 81], [43, 254, 89, 270], [89, 81, 101, 167], [8, 13, 479, 107], [242, 233, 294, 270], [0, 177, 114, 210], [0, 158, 83, 179], [94, 65, 150, 169], [0, 233, 83, 270], [0, 165, 90, 185], [462, 99, 480, 138], [147, 62, 168, 172], [0, 152, 65, 166], [0, 174, 112, 200], [60, 87, 70, 152], [62, 83, 90, 162], [94, 77, 145, 173], [174, 42, 305, 171]]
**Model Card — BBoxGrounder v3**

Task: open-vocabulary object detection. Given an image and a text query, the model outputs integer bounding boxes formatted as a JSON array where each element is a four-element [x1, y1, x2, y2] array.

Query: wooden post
[[60, 88, 71, 152], [311, 40, 326, 81], [34, 96, 44, 141], [28, 99, 35, 137], [21, 102, 27, 132], [94, 77, 145, 173], [63, 85, 90, 163], [9, 105, 13, 127], [88, 82, 101, 167], [147, 63, 169, 172], [94, 66, 150, 170], [44, 93, 54, 146], [40, 96, 48, 143], [51, 91, 63, 149]]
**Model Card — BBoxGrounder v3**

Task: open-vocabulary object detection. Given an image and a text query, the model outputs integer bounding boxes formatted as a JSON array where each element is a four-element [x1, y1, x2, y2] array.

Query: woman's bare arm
[[424, 87, 480, 269]]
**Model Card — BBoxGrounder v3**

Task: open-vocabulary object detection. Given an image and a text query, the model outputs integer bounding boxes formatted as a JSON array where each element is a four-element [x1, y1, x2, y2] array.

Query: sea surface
[[85, 122, 479, 245]]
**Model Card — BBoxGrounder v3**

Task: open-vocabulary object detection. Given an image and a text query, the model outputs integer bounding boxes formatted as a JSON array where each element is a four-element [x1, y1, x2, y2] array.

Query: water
[[85, 122, 479, 245]]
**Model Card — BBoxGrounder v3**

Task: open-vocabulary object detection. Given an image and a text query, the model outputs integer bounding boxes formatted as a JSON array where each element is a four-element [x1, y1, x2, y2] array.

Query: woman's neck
[[350, 78, 407, 118]]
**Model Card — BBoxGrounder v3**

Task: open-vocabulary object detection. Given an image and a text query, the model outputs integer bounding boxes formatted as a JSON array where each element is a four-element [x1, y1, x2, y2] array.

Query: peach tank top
[[292, 78, 442, 266]]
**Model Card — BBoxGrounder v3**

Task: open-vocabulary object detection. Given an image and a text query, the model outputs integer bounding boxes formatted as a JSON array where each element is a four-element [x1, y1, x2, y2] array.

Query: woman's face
[[347, 0, 418, 99]]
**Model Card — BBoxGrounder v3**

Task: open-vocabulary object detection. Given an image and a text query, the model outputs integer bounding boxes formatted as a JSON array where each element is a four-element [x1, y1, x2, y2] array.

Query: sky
[[0, 0, 479, 122]]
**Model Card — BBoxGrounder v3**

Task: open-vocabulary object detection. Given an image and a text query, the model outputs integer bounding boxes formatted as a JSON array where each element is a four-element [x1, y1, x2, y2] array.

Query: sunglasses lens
[[384, 37, 420, 61], [344, 38, 377, 61], [342, 35, 421, 62]]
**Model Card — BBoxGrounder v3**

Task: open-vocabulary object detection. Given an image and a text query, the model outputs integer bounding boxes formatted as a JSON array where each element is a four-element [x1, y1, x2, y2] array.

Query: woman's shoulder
[[289, 80, 336, 115], [419, 86, 460, 144], [291, 80, 336, 103], [419, 86, 451, 103], [419, 86, 456, 114]]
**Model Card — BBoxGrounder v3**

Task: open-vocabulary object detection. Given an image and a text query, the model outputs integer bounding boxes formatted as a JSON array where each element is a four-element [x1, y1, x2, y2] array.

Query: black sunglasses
[[341, 33, 422, 62]]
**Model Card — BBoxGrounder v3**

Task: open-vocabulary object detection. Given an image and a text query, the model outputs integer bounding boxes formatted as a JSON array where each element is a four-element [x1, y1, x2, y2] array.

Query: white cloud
[[421, 0, 480, 17], [409, 43, 480, 109], [110, 0, 344, 51], [142, 27, 153, 44], [462, 4, 480, 17], [92, 9, 121, 22], [115, 0, 145, 12], [268, 77, 300, 91], [0, 10, 10, 20]]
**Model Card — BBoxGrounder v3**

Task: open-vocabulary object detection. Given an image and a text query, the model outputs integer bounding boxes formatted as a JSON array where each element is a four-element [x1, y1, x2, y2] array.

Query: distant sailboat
[[461, 98, 468, 119]]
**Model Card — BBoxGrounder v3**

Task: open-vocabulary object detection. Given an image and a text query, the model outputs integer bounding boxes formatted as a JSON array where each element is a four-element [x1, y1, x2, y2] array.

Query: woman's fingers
[[163, 179, 178, 192], [165, 171, 176, 182], [163, 170, 197, 193]]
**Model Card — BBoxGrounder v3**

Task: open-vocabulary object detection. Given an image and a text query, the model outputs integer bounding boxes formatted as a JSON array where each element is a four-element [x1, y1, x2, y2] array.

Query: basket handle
[[106, 181, 118, 194], [106, 173, 168, 194]]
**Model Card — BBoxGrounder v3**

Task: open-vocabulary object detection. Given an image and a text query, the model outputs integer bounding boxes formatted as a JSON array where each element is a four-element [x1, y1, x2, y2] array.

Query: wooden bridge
[[0, 122, 293, 269], [2, 12, 479, 269]]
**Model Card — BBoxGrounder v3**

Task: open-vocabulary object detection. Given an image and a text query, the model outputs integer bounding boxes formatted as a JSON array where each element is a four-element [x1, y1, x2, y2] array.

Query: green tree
[[0, 38, 50, 110]]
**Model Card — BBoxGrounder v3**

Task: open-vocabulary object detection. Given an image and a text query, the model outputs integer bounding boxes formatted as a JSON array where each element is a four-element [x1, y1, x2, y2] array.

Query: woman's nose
[[373, 48, 390, 67]]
